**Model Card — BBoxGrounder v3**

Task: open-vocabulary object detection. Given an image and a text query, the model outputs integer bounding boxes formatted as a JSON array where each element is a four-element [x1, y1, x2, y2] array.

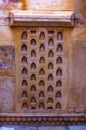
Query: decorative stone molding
[[9, 10, 74, 27], [0, 113, 86, 125]]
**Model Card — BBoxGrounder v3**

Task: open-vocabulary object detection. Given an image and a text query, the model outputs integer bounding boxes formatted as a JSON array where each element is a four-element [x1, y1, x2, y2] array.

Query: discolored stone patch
[[0, 45, 15, 70]]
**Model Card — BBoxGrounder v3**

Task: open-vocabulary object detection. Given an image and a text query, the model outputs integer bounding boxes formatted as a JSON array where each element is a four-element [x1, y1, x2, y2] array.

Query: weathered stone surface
[[9, 10, 74, 27], [0, 0, 86, 125], [0, 77, 16, 112]]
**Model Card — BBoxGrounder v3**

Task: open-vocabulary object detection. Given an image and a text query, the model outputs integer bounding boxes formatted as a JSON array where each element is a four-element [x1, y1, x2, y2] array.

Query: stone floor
[[0, 126, 86, 130]]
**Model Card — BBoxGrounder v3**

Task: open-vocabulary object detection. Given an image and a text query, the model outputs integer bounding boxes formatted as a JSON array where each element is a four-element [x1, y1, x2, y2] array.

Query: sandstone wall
[[29, 0, 75, 10], [68, 0, 86, 113], [0, 0, 86, 113]]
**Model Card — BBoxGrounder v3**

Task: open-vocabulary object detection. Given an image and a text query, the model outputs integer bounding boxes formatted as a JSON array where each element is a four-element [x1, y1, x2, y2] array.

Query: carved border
[[0, 115, 86, 126]]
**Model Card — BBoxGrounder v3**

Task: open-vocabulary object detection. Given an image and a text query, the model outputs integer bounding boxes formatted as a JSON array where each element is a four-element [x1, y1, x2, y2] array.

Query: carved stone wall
[[0, 0, 86, 125], [15, 27, 71, 113]]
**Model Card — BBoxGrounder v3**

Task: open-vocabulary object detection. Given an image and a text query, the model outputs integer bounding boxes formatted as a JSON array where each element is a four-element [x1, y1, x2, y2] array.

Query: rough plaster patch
[[0, 46, 15, 70], [30, 0, 66, 9]]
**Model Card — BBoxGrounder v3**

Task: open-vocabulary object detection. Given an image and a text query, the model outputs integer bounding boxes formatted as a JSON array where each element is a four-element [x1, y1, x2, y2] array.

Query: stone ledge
[[9, 10, 74, 27], [0, 113, 85, 126]]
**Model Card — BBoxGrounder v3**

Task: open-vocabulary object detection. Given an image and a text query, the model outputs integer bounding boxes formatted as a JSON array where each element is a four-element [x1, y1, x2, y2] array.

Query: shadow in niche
[[0, 126, 86, 130]]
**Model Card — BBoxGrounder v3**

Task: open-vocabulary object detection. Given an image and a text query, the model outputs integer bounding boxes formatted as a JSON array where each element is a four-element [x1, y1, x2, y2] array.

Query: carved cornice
[[0, 113, 86, 125], [9, 10, 75, 27]]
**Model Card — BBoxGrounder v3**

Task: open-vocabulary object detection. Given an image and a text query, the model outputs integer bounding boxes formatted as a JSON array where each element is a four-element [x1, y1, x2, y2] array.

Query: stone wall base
[[0, 113, 86, 126]]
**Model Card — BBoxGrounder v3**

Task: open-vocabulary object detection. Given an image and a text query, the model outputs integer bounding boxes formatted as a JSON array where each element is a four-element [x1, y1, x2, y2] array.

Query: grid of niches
[[20, 29, 63, 112]]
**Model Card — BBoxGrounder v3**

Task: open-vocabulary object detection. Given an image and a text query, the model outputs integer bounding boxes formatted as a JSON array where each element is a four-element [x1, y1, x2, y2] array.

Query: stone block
[[39, 126, 66, 130]]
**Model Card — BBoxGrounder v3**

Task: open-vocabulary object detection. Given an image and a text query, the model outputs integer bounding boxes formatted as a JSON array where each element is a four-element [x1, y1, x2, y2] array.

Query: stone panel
[[0, 77, 16, 112], [39, 126, 65, 130], [0, 45, 15, 112], [0, 0, 86, 121], [29, 0, 75, 10], [68, 39, 86, 112]]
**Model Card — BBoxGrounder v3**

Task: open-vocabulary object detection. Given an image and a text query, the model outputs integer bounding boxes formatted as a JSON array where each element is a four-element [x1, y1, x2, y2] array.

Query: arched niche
[[56, 57, 62, 64], [48, 62, 54, 69], [39, 56, 45, 63], [31, 62, 36, 69], [48, 74, 53, 81], [56, 80, 62, 87], [30, 74, 36, 81], [21, 31, 27, 40], [39, 44, 45, 52], [56, 68, 62, 76], [47, 85, 53, 92], [22, 80, 28, 86], [21, 56, 27, 64], [39, 103, 45, 109], [56, 91, 62, 98], [57, 44, 63, 52], [57, 32, 63, 40], [30, 85, 36, 92], [21, 44, 27, 52], [39, 32, 45, 40], [48, 38, 54, 46], [47, 98, 53, 104], [31, 50, 36, 57], [30, 39, 36, 46], [39, 68, 45, 75], [39, 80, 45, 87], [22, 91, 28, 98], [56, 102, 61, 109], [22, 68, 28, 75], [39, 91, 45, 98], [22, 102, 28, 109], [31, 97, 36, 104], [48, 50, 54, 58]]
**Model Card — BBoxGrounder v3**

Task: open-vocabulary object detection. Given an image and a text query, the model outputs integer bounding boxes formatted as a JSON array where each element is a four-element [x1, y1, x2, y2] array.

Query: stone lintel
[[9, 10, 74, 27]]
